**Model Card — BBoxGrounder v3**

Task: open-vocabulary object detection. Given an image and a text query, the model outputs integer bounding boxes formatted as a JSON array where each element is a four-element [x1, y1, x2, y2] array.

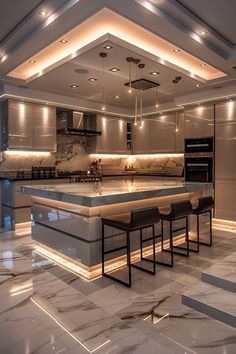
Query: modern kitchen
[[0, 1, 236, 353]]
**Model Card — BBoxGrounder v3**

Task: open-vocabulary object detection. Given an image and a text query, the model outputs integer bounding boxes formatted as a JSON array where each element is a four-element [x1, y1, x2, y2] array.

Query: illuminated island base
[[22, 179, 212, 279]]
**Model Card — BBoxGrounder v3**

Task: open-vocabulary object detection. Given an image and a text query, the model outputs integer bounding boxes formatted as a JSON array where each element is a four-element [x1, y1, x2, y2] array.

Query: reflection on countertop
[[22, 178, 211, 207]]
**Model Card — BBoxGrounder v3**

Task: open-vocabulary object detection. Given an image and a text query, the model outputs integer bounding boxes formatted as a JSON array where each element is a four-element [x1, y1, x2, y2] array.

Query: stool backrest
[[197, 196, 214, 213], [131, 207, 160, 227], [170, 200, 193, 219]]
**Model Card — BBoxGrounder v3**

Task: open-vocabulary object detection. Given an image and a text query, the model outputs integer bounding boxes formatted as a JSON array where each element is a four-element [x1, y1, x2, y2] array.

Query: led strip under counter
[[90, 153, 184, 159], [33, 234, 186, 281], [4, 151, 51, 156]]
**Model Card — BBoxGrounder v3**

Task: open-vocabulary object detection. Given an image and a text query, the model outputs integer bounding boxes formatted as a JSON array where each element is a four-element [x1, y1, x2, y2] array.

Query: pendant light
[[99, 52, 107, 111], [138, 63, 145, 128], [155, 85, 160, 108], [134, 95, 138, 126], [173, 76, 182, 133], [126, 57, 134, 94]]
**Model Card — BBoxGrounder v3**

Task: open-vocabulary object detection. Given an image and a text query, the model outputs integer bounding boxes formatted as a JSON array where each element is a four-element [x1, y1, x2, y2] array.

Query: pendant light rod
[[99, 52, 107, 110]]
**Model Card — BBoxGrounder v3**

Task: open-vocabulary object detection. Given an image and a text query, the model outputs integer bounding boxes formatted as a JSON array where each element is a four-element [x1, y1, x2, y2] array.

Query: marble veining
[[0, 226, 236, 353]]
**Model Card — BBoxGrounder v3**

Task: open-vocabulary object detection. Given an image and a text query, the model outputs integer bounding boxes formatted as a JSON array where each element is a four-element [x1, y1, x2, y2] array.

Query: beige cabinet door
[[8, 100, 34, 149], [133, 119, 151, 153], [95, 115, 115, 153], [184, 104, 214, 138], [33, 105, 56, 151], [150, 113, 176, 152]]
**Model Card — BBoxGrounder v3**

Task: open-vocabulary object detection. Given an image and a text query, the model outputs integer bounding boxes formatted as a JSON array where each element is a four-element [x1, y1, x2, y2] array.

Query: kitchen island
[[22, 179, 212, 279]]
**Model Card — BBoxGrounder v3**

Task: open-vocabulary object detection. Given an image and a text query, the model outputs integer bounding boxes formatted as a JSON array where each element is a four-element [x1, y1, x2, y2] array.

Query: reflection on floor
[[0, 226, 236, 354]]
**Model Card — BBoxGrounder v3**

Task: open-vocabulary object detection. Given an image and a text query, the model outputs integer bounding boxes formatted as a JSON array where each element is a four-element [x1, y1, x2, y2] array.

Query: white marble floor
[[0, 226, 236, 354]]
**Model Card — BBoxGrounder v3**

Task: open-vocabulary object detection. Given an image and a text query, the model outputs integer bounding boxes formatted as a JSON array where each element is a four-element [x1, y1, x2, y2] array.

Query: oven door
[[185, 157, 213, 182]]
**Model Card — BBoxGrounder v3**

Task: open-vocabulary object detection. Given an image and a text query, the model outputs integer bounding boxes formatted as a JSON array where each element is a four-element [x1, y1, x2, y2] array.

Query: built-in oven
[[184, 137, 214, 183], [185, 157, 213, 182], [185, 137, 213, 153]]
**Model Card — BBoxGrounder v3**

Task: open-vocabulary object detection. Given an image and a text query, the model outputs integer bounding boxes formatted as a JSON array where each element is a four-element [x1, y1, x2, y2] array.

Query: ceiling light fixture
[[39, 10, 48, 16], [60, 39, 68, 44], [200, 63, 207, 67], [88, 78, 98, 82], [109, 67, 120, 72], [149, 71, 160, 76], [173, 48, 181, 53], [29, 60, 36, 63], [200, 31, 207, 36], [104, 45, 113, 50], [195, 84, 200, 87], [70, 84, 78, 88], [114, 95, 120, 99]]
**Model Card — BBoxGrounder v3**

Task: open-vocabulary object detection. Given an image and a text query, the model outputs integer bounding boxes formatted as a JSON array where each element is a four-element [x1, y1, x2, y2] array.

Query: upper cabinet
[[133, 119, 151, 153], [90, 115, 132, 154], [33, 104, 56, 151], [8, 100, 34, 150], [1, 100, 56, 151], [133, 112, 184, 154], [184, 104, 214, 138]]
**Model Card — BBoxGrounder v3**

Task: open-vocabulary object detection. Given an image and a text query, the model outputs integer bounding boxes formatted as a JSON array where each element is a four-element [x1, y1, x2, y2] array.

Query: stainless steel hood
[[57, 109, 101, 136]]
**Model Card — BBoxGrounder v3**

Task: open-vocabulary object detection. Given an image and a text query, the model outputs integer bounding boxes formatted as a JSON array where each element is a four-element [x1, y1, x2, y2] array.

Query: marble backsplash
[[99, 155, 184, 175], [0, 135, 90, 172], [0, 135, 184, 175]]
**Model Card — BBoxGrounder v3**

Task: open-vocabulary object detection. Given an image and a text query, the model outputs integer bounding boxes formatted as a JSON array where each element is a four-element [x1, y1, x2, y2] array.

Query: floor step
[[182, 282, 236, 328], [202, 252, 236, 293]]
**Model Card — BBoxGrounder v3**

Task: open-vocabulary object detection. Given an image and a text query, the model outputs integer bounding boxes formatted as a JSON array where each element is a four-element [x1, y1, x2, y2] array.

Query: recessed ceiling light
[[149, 71, 160, 76], [60, 39, 68, 44], [173, 48, 181, 53], [200, 63, 207, 67], [88, 78, 98, 82], [29, 60, 36, 63], [39, 10, 48, 16], [113, 95, 120, 99], [104, 45, 113, 50], [195, 84, 200, 87], [200, 31, 207, 36], [109, 67, 120, 72], [70, 84, 79, 88]]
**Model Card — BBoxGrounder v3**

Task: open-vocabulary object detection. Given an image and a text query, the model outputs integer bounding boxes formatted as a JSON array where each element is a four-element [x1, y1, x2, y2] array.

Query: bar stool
[[190, 196, 214, 249], [159, 200, 193, 267], [102, 207, 160, 287]]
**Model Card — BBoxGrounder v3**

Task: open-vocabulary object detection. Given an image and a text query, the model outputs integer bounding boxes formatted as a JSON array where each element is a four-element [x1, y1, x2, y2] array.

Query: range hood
[[57, 109, 101, 137]]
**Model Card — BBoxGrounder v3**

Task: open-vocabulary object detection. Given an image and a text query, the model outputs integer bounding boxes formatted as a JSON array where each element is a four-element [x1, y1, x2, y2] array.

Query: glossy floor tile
[[0, 227, 236, 353]]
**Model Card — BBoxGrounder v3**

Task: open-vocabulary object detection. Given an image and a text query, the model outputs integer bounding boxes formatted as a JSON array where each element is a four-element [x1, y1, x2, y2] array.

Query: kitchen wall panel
[[215, 101, 236, 220]]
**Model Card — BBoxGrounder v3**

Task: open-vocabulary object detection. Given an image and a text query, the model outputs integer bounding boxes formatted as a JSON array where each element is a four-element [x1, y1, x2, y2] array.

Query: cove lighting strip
[[4, 151, 51, 156], [90, 153, 184, 158], [7, 8, 225, 81]]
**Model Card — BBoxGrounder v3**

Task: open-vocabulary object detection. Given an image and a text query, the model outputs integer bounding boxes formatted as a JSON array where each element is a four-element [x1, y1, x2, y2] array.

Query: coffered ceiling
[[1, 0, 236, 114]]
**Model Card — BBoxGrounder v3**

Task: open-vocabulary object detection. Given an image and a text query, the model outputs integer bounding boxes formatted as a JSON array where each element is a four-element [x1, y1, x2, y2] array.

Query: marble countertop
[[21, 178, 211, 207]]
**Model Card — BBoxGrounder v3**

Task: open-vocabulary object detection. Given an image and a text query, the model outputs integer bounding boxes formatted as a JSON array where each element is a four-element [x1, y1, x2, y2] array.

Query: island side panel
[[30, 187, 211, 267]]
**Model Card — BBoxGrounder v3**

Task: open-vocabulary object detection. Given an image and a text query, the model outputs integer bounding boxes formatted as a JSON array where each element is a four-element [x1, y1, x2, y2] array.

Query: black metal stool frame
[[189, 209, 213, 248], [102, 222, 156, 288], [160, 216, 190, 267]]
